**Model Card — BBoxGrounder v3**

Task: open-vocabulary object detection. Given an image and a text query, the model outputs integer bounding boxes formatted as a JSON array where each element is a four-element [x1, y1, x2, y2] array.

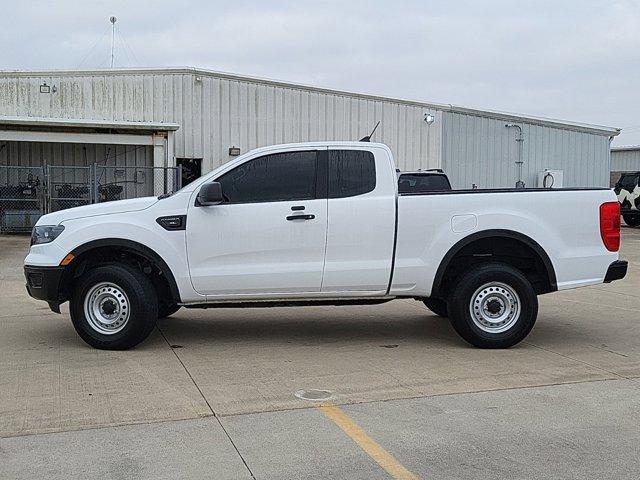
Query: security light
[[424, 113, 435, 125]]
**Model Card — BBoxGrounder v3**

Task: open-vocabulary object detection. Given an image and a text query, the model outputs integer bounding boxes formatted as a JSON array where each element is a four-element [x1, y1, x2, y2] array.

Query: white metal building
[[611, 146, 640, 185], [0, 67, 620, 189]]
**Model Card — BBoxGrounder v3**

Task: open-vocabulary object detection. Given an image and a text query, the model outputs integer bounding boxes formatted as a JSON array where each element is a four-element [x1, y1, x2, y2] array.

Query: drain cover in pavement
[[294, 389, 334, 402]]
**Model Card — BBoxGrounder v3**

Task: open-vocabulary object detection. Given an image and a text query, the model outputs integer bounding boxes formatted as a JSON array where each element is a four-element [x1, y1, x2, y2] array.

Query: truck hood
[[36, 197, 159, 226]]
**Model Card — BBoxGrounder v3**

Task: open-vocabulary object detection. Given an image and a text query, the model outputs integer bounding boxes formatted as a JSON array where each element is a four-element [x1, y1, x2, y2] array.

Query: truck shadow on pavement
[[156, 309, 464, 347]]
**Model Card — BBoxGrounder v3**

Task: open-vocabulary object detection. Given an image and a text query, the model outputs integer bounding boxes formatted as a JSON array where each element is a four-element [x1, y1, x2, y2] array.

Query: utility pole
[[109, 16, 117, 68]]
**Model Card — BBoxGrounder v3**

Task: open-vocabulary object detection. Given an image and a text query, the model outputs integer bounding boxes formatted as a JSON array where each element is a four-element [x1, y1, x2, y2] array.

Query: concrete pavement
[[2, 379, 639, 479], [1, 228, 639, 478]]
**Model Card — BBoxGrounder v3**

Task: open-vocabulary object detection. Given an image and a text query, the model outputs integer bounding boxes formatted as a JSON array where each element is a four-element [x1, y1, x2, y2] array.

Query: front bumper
[[24, 265, 65, 313], [604, 260, 628, 283]]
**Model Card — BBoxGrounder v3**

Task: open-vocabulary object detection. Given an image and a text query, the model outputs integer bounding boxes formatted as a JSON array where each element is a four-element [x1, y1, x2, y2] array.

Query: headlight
[[31, 225, 65, 246]]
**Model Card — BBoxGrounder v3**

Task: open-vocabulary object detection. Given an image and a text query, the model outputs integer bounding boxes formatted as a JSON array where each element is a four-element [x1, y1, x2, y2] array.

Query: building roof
[[0, 67, 621, 136], [611, 145, 640, 152]]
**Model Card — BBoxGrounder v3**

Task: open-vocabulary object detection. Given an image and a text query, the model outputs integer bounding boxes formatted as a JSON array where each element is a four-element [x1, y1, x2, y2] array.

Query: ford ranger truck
[[24, 142, 628, 350]]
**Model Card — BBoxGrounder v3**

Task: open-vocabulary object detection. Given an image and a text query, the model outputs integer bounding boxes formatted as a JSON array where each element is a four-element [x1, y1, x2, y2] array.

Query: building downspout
[[506, 124, 525, 188]]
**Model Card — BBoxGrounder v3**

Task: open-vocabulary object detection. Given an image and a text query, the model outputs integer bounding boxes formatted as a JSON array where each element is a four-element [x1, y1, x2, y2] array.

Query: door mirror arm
[[195, 182, 224, 206]]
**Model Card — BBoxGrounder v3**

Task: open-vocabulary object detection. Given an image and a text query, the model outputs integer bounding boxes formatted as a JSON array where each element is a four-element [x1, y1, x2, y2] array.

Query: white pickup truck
[[25, 142, 627, 350]]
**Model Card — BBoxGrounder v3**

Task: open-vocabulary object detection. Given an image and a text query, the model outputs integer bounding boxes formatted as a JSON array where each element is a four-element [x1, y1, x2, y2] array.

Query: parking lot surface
[[1, 229, 640, 479]]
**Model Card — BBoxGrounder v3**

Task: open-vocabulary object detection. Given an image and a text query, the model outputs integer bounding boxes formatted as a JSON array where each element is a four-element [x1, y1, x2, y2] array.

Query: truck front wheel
[[70, 264, 158, 350], [447, 263, 538, 348]]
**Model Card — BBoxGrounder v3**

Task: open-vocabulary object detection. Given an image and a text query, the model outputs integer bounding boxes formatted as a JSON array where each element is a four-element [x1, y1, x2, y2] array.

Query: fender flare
[[69, 238, 181, 303], [430, 229, 557, 298]]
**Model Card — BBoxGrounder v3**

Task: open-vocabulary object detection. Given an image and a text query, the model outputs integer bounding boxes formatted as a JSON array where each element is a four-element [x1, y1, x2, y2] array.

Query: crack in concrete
[[524, 341, 631, 381], [156, 325, 256, 480]]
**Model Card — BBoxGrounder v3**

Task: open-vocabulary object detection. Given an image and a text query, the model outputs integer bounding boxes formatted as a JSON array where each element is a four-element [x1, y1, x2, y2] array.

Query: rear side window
[[328, 150, 376, 198], [618, 174, 639, 191], [218, 151, 317, 203], [398, 174, 451, 193]]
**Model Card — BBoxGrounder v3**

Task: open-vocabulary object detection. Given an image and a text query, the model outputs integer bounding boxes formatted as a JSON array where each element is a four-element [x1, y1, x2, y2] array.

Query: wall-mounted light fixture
[[229, 146, 241, 156], [424, 113, 435, 125], [39, 82, 57, 94]]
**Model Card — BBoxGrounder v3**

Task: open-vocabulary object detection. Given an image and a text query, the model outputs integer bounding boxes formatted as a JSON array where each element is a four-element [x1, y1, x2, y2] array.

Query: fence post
[[92, 163, 98, 203], [45, 164, 51, 213]]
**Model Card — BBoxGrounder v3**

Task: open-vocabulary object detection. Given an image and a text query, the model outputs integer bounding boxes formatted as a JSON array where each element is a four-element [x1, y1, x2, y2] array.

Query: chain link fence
[[0, 166, 46, 233], [94, 166, 180, 203], [0, 164, 181, 233], [47, 165, 93, 213]]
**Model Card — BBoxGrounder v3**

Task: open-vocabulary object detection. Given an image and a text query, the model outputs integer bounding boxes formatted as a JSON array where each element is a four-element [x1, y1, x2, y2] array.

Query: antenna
[[359, 121, 380, 142], [109, 16, 117, 68]]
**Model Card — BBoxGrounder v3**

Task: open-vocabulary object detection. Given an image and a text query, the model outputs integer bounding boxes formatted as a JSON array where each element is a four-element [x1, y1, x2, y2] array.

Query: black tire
[[158, 302, 181, 319], [447, 263, 538, 349], [623, 214, 640, 227], [70, 264, 158, 350], [423, 297, 448, 317]]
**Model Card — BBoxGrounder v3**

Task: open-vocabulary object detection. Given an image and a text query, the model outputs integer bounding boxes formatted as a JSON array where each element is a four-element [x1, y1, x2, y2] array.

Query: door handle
[[286, 214, 315, 221]]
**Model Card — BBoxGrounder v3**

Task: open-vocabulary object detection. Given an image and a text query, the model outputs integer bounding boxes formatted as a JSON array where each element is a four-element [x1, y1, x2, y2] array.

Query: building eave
[[0, 115, 180, 131], [611, 145, 640, 152]]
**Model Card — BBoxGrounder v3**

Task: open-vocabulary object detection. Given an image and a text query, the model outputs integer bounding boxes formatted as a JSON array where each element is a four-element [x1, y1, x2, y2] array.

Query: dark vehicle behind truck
[[614, 172, 640, 227]]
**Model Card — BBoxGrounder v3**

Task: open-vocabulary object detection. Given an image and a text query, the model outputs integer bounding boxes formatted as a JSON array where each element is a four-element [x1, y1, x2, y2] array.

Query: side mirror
[[196, 182, 224, 206]]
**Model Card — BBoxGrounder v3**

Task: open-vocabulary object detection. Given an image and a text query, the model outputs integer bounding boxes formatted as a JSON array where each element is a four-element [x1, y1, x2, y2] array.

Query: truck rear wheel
[[70, 264, 158, 350], [447, 263, 538, 348], [622, 214, 640, 227], [423, 297, 448, 317]]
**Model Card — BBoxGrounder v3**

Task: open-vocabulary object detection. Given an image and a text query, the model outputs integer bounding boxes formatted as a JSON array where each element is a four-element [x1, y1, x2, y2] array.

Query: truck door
[[321, 147, 397, 295], [186, 149, 328, 297]]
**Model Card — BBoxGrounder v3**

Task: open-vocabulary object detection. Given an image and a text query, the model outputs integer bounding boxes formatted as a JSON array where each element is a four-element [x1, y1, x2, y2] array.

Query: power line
[[77, 24, 111, 68], [117, 30, 141, 67]]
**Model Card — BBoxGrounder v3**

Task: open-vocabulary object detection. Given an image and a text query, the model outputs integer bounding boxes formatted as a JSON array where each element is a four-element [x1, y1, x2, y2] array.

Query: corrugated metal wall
[[0, 70, 616, 187], [0, 141, 151, 168], [0, 141, 152, 184], [611, 149, 640, 172], [0, 72, 442, 173], [441, 112, 612, 188]]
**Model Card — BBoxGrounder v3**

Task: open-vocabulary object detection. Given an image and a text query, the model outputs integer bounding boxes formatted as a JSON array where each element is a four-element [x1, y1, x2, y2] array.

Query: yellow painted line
[[318, 404, 420, 480]]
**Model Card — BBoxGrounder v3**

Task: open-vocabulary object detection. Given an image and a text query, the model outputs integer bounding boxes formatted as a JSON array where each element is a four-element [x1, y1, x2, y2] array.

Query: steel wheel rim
[[83, 282, 130, 335], [469, 282, 520, 333]]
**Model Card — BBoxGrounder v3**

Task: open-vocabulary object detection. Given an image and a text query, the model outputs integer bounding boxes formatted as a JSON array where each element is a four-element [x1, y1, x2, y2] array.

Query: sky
[[1, 0, 639, 145]]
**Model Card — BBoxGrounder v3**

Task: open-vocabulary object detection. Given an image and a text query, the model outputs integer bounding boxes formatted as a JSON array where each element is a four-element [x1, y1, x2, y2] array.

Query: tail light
[[600, 202, 621, 252]]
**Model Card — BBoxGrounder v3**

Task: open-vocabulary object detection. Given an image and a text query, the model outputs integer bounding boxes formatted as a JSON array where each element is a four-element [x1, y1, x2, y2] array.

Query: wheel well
[[59, 241, 181, 305], [432, 232, 556, 299]]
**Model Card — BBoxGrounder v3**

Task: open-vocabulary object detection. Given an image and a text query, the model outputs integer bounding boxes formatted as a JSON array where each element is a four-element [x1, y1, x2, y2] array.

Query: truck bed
[[392, 187, 618, 297]]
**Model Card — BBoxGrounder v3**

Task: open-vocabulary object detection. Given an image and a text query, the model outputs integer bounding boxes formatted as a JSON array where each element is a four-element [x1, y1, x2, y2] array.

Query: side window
[[217, 151, 317, 203], [619, 174, 639, 191], [328, 150, 376, 198]]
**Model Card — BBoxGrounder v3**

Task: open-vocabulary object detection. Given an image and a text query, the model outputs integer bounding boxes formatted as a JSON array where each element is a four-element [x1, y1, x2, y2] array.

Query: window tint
[[328, 150, 376, 198], [618, 174, 639, 191], [218, 151, 317, 203], [398, 174, 451, 193]]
